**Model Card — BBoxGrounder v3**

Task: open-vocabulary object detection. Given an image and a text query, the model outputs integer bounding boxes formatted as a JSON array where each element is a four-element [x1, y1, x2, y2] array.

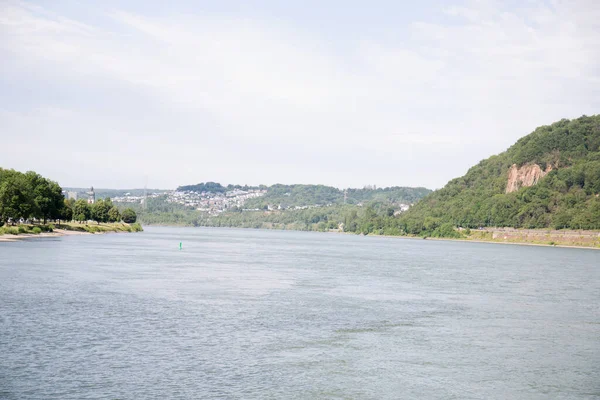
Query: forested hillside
[[400, 115, 600, 235], [243, 184, 431, 209]]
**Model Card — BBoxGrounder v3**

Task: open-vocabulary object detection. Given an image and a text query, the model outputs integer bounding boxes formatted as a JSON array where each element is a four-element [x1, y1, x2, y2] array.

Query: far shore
[[138, 224, 600, 250], [336, 227, 600, 250], [361, 232, 600, 251]]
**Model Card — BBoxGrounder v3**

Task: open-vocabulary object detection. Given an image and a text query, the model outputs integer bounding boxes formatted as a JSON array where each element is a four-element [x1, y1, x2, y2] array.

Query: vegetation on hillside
[[399, 115, 600, 235], [243, 184, 430, 209]]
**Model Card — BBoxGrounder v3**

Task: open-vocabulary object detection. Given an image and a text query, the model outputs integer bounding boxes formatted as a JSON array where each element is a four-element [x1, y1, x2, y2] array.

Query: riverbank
[[464, 227, 600, 249], [360, 227, 600, 250], [140, 223, 600, 250], [0, 222, 143, 242]]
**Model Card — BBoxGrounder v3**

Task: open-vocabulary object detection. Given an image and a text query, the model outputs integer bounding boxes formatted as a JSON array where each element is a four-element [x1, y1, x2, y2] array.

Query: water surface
[[1, 227, 599, 399]]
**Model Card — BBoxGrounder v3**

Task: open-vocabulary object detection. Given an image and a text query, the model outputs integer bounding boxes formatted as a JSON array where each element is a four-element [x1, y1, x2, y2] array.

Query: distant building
[[87, 187, 96, 204], [67, 191, 78, 200]]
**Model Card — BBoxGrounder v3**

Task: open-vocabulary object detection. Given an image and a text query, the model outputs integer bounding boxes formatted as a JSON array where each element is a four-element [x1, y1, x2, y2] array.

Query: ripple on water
[[1, 227, 599, 399]]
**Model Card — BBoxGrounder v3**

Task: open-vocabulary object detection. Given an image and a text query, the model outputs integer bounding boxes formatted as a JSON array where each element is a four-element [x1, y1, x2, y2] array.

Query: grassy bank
[[0, 221, 143, 236], [364, 228, 600, 249], [464, 228, 600, 249], [55, 221, 143, 234]]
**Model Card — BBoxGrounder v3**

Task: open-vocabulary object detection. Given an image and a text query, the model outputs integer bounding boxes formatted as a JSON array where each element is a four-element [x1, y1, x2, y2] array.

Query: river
[[1, 227, 599, 399]]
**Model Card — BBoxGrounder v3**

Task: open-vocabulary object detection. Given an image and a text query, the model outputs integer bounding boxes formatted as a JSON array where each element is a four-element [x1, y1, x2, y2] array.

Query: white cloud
[[0, 0, 598, 189]]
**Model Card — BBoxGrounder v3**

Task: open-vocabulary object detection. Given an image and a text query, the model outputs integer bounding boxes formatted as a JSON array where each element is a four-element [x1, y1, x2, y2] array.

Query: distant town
[[63, 184, 417, 216], [165, 188, 267, 213]]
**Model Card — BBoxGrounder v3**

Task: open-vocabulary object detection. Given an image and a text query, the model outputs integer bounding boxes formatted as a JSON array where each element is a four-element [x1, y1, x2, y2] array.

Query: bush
[[383, 226, 402, 236], [18, 226, 27, 234], [121, 208, 137, 223], [130, 223, 143, 232], [84, 225, 99, 233], [431, 223, 463, 238], [32, 227, 42, 234]]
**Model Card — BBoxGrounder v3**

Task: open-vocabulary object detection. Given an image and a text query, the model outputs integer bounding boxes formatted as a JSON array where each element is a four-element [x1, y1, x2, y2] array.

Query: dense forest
[[399, 114, 600, 235]]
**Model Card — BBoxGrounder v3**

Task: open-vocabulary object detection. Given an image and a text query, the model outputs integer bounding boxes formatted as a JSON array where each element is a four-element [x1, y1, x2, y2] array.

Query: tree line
[[65, 198, 137, 224], [0, 168, 137, 226]]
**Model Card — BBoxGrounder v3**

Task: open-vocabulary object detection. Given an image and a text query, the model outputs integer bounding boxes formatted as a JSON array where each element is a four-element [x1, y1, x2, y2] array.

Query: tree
[[60, 200, 73, 223], [0, 171, 35, 225], [121, 208, 137, 223], [26, 172, 65, 223], [108, 206, 121, 222], [73, 199, 91, 223], [91, 199, 111, 224]]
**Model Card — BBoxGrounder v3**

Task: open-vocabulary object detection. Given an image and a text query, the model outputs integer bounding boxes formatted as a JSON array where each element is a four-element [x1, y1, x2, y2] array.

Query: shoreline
[[7, 222, 598, 250], [339, 230, 600, 250], [368, 233, 600, 251], [140, 224, 600, 250], [0, 229, 92, 242], [0, 222, 143, 242]]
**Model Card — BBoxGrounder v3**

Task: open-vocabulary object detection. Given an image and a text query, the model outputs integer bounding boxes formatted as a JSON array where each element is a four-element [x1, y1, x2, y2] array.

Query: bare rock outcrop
[[506, 163, 552, 193]]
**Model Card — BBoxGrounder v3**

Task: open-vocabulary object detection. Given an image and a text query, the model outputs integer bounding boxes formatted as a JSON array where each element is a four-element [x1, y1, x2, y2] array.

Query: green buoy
[[179, 242, 182, 250]]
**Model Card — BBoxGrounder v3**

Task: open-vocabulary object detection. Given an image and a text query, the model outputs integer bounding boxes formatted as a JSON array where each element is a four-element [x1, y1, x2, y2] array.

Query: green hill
[[400, 114, 600, 235], [243, 184, 431, 209]]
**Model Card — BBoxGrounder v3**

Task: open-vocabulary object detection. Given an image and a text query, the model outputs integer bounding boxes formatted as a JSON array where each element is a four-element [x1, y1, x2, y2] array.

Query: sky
[[1, 0, 599, 190]]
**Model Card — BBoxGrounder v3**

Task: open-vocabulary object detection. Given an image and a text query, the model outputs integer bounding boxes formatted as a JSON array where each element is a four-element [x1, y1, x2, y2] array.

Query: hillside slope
[[243, 184, 431, 209], [400, 115, 600, 234]]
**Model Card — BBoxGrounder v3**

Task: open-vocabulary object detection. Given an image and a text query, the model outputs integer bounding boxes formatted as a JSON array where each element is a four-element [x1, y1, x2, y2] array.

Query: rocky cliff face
[[506, 164, 552, 193]]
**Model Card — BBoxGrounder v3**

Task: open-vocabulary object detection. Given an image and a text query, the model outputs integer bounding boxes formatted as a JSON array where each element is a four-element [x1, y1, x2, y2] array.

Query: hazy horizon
[[61, 182, 434, 191], [2, 0, 599, 190]]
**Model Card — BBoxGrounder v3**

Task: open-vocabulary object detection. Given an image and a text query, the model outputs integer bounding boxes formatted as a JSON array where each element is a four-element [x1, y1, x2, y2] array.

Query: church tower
[[87, 187, 96, 204]]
